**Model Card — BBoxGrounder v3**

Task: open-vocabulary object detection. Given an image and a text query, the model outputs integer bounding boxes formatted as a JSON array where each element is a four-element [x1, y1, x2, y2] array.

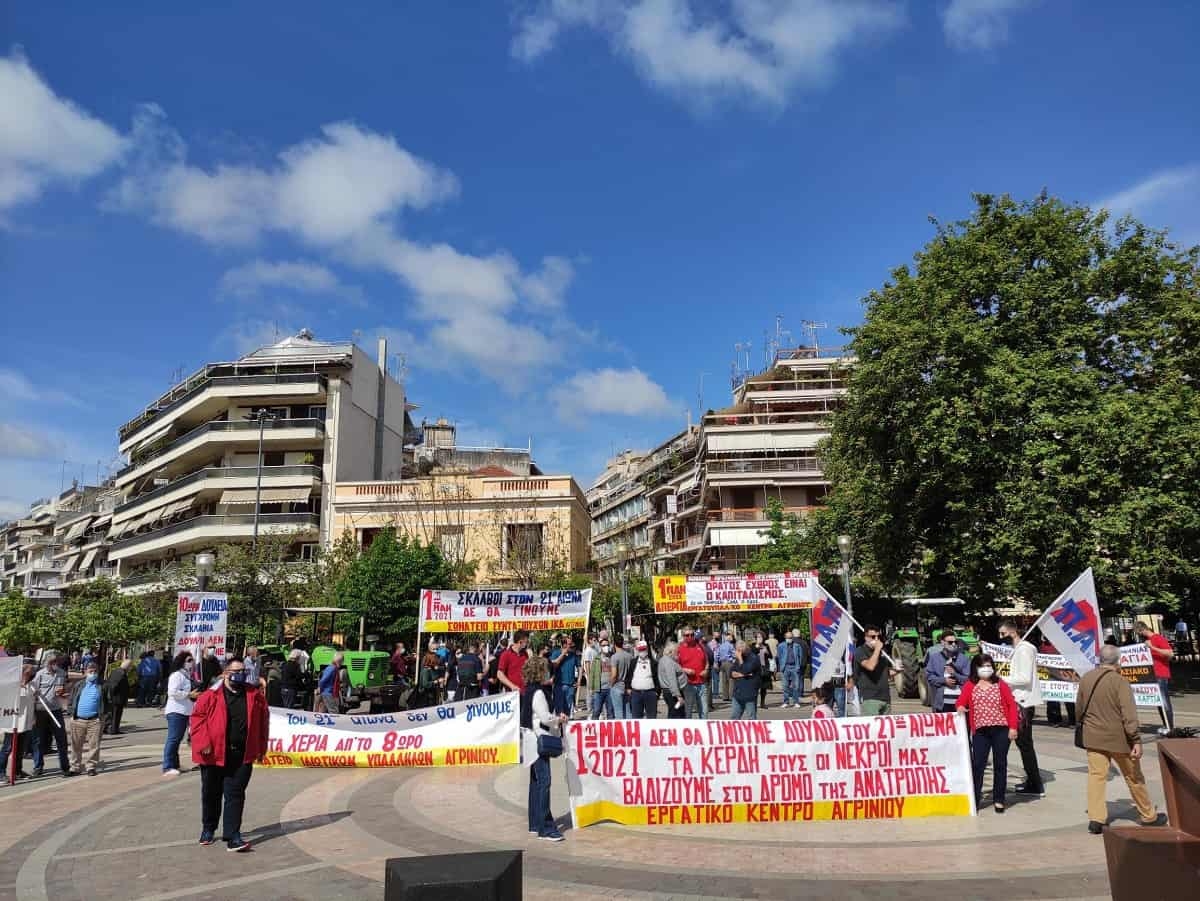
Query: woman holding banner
[[521, 656, 565, 842], [956, 653, 1019, 813]]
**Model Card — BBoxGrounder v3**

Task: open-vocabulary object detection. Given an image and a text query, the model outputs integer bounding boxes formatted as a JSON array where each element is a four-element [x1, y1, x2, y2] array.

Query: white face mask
[[600, 645, 610, 654], [977, 666, 994, 679], [637, 650, 648, 659]]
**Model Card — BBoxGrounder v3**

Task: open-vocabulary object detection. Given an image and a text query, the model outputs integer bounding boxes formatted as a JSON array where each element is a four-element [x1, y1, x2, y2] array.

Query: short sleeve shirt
[[498, 648, 525, 691], [1147, 634, 1172, 679], [853, 644, 891, 703]]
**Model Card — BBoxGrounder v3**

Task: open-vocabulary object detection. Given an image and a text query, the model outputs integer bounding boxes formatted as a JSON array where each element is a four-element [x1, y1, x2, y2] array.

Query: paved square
[[1, 689, 1194, 901]]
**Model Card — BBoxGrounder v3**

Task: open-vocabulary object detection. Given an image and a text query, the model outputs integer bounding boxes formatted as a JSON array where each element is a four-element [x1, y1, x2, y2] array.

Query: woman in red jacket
[[190, 660, 270, 851], [956, 653, 1019, 813]]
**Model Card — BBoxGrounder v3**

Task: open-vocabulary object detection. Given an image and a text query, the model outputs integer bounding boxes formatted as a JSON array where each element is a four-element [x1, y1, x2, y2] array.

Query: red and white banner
[[418, 588, 590, 633], [1026, 569, 1102, 676], [174, 592, 228, 658], [652, 571, 820, 615], [565, 713, 975, 828]]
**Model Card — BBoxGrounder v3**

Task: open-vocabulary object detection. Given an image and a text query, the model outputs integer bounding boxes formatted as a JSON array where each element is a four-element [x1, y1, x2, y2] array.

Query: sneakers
[[162, 769, 181, 778], [1087, 821, 1104, 835], [538, 832, 565, 842], [1014, 783, 1045, 797], [226, 835, 252, 852], [31, 767, 43, 778], [1156, 726, 1171, 737], [199, 831, 216, 846]]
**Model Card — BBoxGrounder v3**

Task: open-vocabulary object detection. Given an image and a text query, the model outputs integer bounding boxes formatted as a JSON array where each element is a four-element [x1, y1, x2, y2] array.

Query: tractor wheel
[[918, 670, 930, 707], [892, 640, 920, 699]]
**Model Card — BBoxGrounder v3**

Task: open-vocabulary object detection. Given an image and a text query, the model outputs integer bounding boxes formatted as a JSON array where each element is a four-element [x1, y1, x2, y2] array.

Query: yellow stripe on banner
[[423, 618, 588, 633], [572, 795, 973, 828], [260, 743, 519, 769]]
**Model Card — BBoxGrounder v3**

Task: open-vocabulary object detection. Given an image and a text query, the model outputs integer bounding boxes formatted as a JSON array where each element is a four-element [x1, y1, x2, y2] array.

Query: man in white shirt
[[999, 621, 1044, 797]]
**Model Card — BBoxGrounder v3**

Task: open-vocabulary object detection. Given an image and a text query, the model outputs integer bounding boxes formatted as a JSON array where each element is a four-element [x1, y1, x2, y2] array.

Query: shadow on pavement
[[249, 811, 353, 847]]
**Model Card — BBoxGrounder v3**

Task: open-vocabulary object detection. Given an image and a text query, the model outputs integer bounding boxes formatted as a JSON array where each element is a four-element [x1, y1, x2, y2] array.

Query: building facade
[[329, 423, 589, 587], [107, 331, 410, 590], [651, 346, 851, 572]]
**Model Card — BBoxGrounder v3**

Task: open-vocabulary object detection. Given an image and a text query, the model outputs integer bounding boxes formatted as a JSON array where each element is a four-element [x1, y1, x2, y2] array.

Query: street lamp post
[[617, 540, 630, 638], [195, 551, 215, 592], [246, 408, 280, 549], [836, 534, 853, 619]]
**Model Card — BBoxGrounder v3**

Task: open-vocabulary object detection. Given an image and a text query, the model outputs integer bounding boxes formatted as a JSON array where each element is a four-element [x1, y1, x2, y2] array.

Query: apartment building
[[587, 428, 700, 583], [330, 422, 590, 587], [107, 330, 410, 590], [0, 482, 111, 601], [53, 483, 120, 589], [649, 345, 852, 573]]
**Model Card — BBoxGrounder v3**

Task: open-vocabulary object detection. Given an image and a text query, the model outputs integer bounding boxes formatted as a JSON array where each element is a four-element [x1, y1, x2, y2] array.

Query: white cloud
[[942, 0, 1037, 51], [0, 368, 80, 407], [1097, 165, 1200, 217], [0, 422, 61, 460], [109, 106, 457, 246], [551, 367, 676, 419], [219, 259, 365, 305], [0, 52, 127, 212], [520, 256, 575, 309], [512, 0, 905, 106]]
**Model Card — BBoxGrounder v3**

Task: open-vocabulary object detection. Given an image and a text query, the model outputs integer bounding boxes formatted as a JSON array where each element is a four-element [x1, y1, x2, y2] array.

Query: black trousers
[[1016, 706, 1043, 790], [104, 702, 125, 735], [200, 761, 254, 838]]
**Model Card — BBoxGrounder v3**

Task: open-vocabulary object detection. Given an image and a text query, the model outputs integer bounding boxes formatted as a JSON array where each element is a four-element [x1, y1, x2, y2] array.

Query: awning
[[219, 488, 259, 506], [60, 554, 80, 576], [260, 487, 311, 503], [78, 548, 98, 574], [63, 517, 93, 541]]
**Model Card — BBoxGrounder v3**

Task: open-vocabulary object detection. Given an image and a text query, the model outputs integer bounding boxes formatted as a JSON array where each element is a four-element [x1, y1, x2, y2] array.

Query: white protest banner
[[174, 592, 228, 657], [0, 657, 21, 721], [980, 641, 1164, 708], [652, 572, 820, 615], [565, 713, 975, 828], [418, 588, 590, 633], [260, 694, 520, 768], [1025, 569, 1102, 676]]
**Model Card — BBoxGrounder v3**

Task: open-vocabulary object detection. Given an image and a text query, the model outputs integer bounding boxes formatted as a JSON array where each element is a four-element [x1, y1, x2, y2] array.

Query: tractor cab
[[887, 597, 970, 706]]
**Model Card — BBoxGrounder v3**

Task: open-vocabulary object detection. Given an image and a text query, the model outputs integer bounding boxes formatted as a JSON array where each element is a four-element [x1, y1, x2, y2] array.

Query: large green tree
[[821, 193, 1200, 613], [0, 589, 51, 652], [335, 529, 453, 638]]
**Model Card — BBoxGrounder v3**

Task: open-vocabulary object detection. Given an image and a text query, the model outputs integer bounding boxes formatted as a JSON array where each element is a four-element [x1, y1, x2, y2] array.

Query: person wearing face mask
[[67, 661, 106, 776], [676, 628, 708, 719], [629, 640, 659, 718], [588, 641, 614, 719], [778, 630, 806, 708], [201, 645, 221, 687], [190, 660, 270, 852], [163, 651, 201, 776], [956, 654, 1019, 813], [998, 621, 1044, 797], [926, 631, 970, 713]]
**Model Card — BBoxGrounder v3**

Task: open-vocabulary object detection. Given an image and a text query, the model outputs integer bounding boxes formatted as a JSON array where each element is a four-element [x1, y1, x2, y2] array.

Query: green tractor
[[888, 598, 975, 706]]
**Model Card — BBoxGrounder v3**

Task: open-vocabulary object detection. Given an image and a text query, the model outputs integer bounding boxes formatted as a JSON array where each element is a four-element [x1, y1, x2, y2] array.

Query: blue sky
[[3, 1, 1199, 518]]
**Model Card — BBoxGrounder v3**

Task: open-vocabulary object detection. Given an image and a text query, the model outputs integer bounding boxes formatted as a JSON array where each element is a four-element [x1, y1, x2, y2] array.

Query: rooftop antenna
[[799, 320, 828, 355], [697, 371, 710, 419], [764, 315, 792, 367], [731, 340, 752, 388]]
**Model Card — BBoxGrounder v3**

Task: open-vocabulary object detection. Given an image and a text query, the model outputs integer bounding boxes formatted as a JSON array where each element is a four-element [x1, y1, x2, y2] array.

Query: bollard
[[384, 850, 522, 901]]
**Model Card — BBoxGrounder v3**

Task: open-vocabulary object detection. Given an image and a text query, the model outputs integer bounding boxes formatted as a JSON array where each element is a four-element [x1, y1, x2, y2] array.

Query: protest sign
[[260, 694, 520, 768], [174, 592, 228, 657], [980, 641, 1164, 708], [0, 657, 21, 721], [808, 589, 853, 687], [652, 572, 820, 615], [418, 588, 590, 633], [565, 712, 975, 828]]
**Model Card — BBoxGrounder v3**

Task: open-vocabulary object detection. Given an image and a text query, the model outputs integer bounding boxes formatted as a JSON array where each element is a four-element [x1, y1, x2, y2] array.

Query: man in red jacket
[[190, 659, 270, 852]]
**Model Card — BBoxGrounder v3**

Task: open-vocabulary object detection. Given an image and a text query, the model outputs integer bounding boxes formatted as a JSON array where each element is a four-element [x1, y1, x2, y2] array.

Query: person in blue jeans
[[137, 651, 162, 707], [608, 635, 633, 719], [549, 637, 579, 716], [777, 630, 806, 707], [521, 656, 566, 841], [162, 651, 199, 775]]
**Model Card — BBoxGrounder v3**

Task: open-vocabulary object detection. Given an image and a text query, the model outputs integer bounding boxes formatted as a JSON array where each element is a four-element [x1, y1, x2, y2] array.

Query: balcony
[[706, 506, 816, 523], [116, 418, 325, 487], [109, 512, 321, 560], [119, 373, 327, 449], [706, 457, 824, 481], [115, 464, 321, 517]]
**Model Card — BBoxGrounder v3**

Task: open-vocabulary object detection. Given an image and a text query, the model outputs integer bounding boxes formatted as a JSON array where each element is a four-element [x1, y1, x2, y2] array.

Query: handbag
[[1074, 670, 1113, 750], [537, 733, 563, 758]]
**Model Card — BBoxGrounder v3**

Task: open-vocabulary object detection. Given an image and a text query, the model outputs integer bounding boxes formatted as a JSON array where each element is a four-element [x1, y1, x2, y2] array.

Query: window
[[503, 523, 544, 568], [307, 405, 327, 422], [437, 525, 465, 561], [300, 543, 319, 561], [360, 527, 381, 549], [262, 451, 285, 467]]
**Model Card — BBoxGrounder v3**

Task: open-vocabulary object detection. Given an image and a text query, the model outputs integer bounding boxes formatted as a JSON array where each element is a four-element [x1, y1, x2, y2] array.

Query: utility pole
[[247, 408, 280, 549]]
